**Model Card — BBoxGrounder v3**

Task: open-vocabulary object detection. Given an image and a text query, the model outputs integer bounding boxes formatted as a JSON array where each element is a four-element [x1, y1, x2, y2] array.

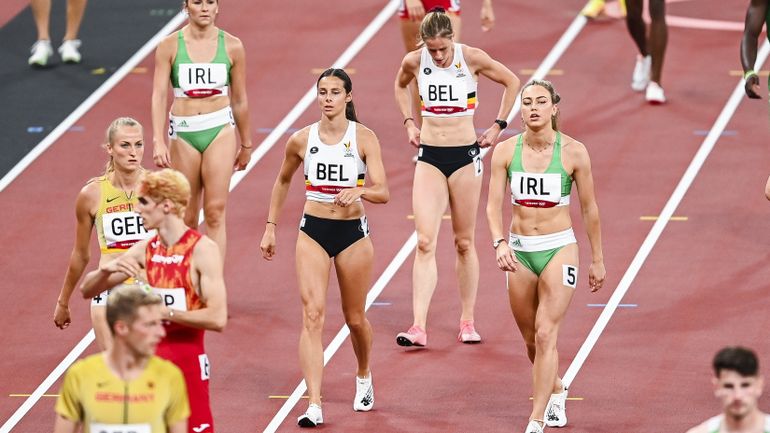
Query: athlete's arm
[[53, 414, 79, 433], [465, 46, 520, 147], [80, 239, 148, 299], [227, 33, 253, 171], [569, 139, 605, 292], [260, 130, 306, 260], [335, 126, 389, 206], [486, 138, 517, 272], [394, 52, 421, 147], [151, 35, 175, 167], [480, 0, 495, 31], [54, 183, 97, 329], [166, 237, 227, 332], [169, 420, 188, 433], [741, 0, 767, 99]]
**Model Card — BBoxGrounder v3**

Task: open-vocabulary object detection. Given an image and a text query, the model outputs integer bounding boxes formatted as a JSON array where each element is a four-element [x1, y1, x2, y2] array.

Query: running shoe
[[297, 403, 323, 428], [580, 0, 605, 18], [28, 40, 53, 67], [525, 420, 545, 433], [631, 55, 651, 92], [396, 325, 427, 347], [458, 319, 481, 344], [545, 387, 568, 427], [353, 373, 374, 411], [645, 81, 666, 104], [59, 39, 82, 64]]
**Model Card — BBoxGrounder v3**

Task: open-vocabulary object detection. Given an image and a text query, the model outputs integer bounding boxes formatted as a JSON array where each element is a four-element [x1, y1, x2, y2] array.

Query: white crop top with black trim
[[303, 121, 366, 203], [417, 43, 478, 118]]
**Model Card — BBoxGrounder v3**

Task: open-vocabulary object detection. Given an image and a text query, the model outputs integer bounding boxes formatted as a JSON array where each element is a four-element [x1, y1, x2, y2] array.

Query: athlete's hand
[[153, 140, 172, 168], [405, 0, 425, 21], [260, 228, 277, 261], [495, 243, 518, 272], [480, 2, 495, 31], [588, 261, 605, 292], [53, 302, 72, 329], [102, 255, 142, 279], [234, 145, 252, 171], [478, 124, 502, 148], [406, 123, 421, 148], [334, 187, 364, 207], [745, 74, 762, 99]]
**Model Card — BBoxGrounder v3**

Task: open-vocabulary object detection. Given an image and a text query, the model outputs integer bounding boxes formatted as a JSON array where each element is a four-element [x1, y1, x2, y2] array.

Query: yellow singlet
[[55, 354, 190, 433], [92, 176, 154, 255]]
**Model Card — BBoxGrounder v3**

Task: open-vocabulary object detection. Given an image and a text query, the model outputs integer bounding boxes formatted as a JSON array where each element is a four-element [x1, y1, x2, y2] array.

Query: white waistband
[[508, 228, 576, 252], [173, 86, 229, 98], [169, 107, 233, 132]]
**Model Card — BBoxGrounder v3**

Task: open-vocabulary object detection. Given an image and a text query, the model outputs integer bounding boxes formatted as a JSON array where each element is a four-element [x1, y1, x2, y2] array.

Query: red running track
[[1, 0, 769, 432]]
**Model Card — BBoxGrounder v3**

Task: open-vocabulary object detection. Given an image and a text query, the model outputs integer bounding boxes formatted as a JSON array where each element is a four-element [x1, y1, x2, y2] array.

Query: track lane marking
[[562, 41, 770, 388], [0, 13, 187, 193]]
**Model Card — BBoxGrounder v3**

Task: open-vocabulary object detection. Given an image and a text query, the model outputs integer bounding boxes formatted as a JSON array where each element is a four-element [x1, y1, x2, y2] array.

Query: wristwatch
[[494, 119, 508, 130], [492, 238, 506, 249]]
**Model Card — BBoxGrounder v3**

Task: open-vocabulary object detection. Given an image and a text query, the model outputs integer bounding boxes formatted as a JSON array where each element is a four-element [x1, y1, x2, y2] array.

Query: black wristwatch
[[494, 119, 508, 130], [492, 238, 506, 249]]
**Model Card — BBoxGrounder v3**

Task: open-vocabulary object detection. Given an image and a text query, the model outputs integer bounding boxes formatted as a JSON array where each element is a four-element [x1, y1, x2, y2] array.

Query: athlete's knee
[[453, 235, 475, 256], [344, 312, 368, 333], [416, 232, 437, 256], [302, 305, 325, 331], [648, 0, 665, 19], [203, 200, 226, 228], [534, 324, 558, 351]]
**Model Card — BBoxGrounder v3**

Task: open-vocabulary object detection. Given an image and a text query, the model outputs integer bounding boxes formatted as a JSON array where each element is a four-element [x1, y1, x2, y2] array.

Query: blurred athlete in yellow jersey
[[54, 286, 189, 433]]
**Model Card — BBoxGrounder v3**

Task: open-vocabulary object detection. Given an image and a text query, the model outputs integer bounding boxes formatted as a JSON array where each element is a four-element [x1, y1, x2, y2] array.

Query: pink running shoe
[[458, 320, 481, 344], [396, 325, 427, 347]]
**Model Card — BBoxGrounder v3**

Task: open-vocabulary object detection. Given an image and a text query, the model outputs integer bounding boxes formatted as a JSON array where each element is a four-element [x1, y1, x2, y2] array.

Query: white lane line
[[563, 40, 770, 387], [0, 330, 94, 433], [261, 10, 589, 433], [0, 13, 187, 193]]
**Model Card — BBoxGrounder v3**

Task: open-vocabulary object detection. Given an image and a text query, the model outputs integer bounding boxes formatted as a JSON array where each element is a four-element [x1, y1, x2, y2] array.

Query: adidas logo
[[360, 391, 373, 406], [178, 120, 189, 128], [512, 238, 522, 247]]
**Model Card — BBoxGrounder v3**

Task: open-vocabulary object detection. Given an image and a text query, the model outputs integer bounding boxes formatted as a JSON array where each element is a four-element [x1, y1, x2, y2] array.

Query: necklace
[[524, 137, 553, 153], [112, 172, 138, 202]]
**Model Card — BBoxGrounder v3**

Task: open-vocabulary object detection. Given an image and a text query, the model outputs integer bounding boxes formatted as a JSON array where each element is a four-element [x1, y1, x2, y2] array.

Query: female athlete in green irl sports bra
[[486, 80, 606, 433], [151, 0, 253, 263]]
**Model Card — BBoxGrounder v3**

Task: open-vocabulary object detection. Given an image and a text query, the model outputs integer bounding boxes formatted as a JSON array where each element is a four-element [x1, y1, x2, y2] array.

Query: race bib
[[150, 288, 188, 311], [178, 63, 228, 96], [199, 354, 211, 381], [423, 80, 468, 114], [510, 172, 562, 207], [90, 423, 151, 433], [102, 212, 153, 249]]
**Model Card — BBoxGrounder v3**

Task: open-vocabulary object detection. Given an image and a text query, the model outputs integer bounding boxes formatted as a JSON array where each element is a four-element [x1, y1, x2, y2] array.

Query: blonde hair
[[106, 285, 162, 335], [103, 117, 142, 175], [522, 79, 562, 131], [140, 169, 191, 216], [419, 8, 454, 42]]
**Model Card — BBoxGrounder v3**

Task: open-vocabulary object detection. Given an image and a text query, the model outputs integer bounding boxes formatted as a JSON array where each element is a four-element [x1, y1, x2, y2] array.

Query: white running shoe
[[353, 373, 374, 411], [28, 40, 53, 67], [297, 403, 323, 428], [545, 387, 568, 427], [631, 55, 651, 92], [59, 39, 82, 64], [525, 420, 545, 433], [645, 81, 666, 104]]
